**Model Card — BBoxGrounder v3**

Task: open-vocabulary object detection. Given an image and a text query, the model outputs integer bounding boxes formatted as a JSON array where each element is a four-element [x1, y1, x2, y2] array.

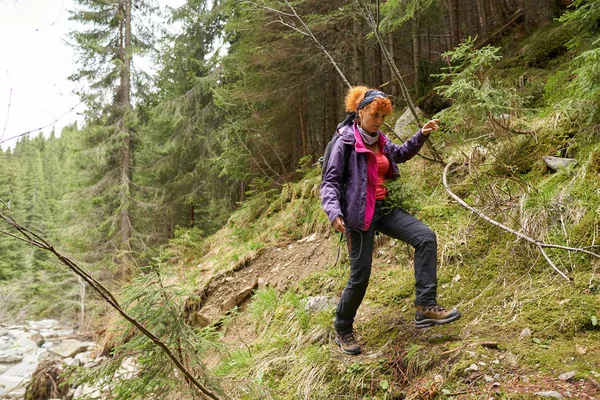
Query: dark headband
[[357, 89, 387, 111]]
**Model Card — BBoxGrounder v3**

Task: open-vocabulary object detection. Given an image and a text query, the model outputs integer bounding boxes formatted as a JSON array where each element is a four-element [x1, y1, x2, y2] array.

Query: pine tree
[[68, 0, 158, 276]]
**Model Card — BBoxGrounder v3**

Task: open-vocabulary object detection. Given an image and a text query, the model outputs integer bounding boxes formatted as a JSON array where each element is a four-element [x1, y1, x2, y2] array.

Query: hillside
[[2, 1, 600, 399]]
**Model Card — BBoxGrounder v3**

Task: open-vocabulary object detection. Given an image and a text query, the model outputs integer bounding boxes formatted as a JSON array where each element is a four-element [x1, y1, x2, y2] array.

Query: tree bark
[[525, 0, 556, 28], [411, 16, 420, 89], [447, 0, 460, 48], [119, 0, 133, 273]]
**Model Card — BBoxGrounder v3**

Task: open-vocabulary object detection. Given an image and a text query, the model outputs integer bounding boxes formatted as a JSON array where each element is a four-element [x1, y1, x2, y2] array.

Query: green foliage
[[380, 0, 437, 31], [69, 256, 224, 399], [435, 38, 527, 132]]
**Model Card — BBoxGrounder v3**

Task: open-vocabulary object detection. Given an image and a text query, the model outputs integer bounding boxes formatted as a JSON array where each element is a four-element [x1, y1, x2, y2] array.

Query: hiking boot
[[415, 304, 461, 328], [335, 330, 361, 355]]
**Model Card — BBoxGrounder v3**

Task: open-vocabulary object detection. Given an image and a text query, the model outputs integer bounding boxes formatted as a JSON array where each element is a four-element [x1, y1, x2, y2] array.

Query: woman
[[321, 86, 460, 355]]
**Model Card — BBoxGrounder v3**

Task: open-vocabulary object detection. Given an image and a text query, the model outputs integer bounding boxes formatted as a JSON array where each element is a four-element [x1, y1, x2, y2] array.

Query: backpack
[[319, 131, 352, 186]]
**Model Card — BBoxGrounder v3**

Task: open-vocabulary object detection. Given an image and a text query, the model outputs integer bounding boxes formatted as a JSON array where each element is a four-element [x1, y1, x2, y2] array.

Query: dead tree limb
[[353, 0, 446, 166], [0, 207, 225, 400], [0, 100, 86, 146], [247, 0, 352, 89], [443, 161, 600, 282], [2, 72, 12, 143]]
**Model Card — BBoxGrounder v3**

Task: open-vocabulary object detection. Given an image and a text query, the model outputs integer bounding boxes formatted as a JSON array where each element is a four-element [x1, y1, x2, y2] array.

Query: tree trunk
[[525, 0, 556, 28], [411, 16, 420, 89], [447, 0, 460, 48], [119, 0, 132, 274], [298, 95, 307, 158]]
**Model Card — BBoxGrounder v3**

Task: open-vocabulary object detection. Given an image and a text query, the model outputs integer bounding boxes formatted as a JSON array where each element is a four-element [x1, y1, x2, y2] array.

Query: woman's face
[[359, 107, 386, 134]]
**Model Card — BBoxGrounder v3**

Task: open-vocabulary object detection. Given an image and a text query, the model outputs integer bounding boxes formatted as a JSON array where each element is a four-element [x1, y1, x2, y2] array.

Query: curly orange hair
[[344, 86, 393, 115]]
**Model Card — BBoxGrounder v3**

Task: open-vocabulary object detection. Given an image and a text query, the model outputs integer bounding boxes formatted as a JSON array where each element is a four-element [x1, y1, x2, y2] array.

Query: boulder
[[558, 371, 575, 381], [543, 156, 577, 172], [0, 350, 24, 363], [49, 339, 89, 358], [30, 332, 45, 347], [394, 107, 424, 137], [220, 280, 258, 311]]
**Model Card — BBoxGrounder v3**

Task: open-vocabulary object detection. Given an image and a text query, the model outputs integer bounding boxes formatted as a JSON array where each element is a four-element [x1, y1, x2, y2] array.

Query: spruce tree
[[68, 0, 158, 276]]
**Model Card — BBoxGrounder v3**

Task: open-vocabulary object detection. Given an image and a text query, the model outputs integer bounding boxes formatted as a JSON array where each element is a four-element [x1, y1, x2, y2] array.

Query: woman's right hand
[[332, 216, 346, 233]]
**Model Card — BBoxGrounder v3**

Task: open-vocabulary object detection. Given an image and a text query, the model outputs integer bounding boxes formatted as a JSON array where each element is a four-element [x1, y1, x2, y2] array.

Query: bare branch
[[443, 161, 600, 281], [0, 212, 225, 400], [2, 72, 12, 143], [0, 100, 86, 146], [354, 0, 446, 165]]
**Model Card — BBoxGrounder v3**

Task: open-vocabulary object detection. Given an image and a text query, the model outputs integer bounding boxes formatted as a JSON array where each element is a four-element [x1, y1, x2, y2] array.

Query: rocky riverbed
[[0, 320, 96, 400]]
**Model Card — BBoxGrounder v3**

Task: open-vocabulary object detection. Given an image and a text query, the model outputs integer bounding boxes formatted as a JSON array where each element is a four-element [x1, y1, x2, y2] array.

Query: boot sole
[[415, 312, 461, 329], [335, 337, 362, 355]]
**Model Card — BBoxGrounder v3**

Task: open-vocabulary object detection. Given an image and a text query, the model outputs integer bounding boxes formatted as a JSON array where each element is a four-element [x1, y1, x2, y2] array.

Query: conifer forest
[[1, 0, 600, 399]]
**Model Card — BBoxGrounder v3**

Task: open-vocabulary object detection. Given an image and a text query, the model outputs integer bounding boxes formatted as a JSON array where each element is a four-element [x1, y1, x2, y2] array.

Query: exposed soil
[[191, 232, 337, 328]]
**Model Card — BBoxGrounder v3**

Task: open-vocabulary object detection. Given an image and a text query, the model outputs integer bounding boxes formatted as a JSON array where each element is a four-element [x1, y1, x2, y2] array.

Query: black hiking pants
[[335, 200, 438, 334]]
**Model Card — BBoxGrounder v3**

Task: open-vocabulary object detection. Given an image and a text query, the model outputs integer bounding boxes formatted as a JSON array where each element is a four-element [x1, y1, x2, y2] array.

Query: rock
[[394, 107, 424, 137], [3, 388, 26, 399], [543, 156, 577, 172], [558, 371, 575, 381], [0, 328, 9, 337], [257, 277, 269, 289], [15, 336, 39, 352], [26, 319, 59, 331], [464, 363, 479, 373], [30, 332, 45, 347], [534, 391, 564, 398], [73, 383, 104, 399], [49, 339, 89, 358], [434, 375, 443, 383], [221, 280, 258, 311], [297, 233, 318, 243], [504, 352, 519, 368], [519, 328, 532, 340], [304, 296, 338, 313], [192, 312, 211, 329], [0, 351, 24, 363]]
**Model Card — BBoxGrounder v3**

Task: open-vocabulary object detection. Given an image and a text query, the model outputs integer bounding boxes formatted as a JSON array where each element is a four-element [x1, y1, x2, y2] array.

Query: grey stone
[[30, 332, 45, 347], [504, 352, 519, 368], [534, 391, 564, 398], [394, 107, 424, 137], [543, 156, 577, 172], [3, 387, 26, 399], [49, 340, 89, 358], [26, 319, 59, 331], [519, 327, 532, 340], [304, 296, 338, 313], [0, 351, 24, 363], [558, 371, 575, 381]]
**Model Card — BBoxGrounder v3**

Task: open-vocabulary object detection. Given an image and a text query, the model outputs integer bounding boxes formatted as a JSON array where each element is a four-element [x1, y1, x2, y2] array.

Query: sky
[[0, 0, 185, 151]]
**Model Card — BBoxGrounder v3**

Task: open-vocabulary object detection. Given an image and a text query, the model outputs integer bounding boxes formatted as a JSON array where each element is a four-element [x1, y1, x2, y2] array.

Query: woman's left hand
[[422, 119, 440, 136]]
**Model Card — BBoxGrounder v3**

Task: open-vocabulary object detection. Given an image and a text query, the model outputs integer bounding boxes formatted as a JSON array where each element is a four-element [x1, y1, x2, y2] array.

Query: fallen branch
[[443, 161, 600, 282], [0, 206, 224, 400]]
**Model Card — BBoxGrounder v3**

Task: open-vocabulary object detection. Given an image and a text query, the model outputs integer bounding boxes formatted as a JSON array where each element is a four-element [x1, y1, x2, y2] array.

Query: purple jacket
[[320, 121, 428, 231]]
